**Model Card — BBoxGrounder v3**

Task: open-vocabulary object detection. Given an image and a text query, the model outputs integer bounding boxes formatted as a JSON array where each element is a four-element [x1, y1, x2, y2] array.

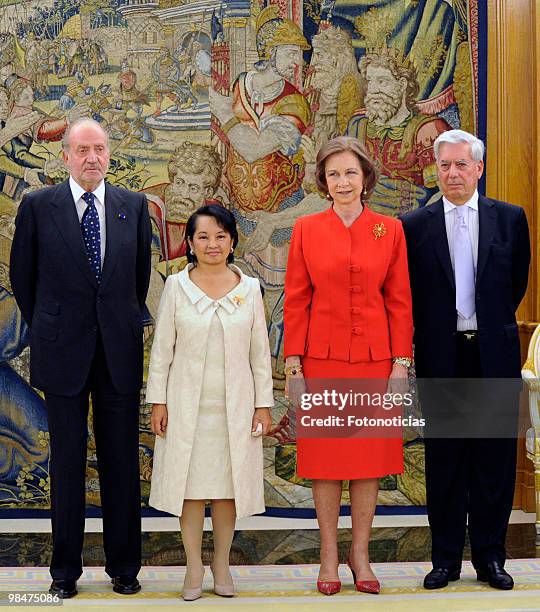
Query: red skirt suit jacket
[[284, 206, 413, 479]]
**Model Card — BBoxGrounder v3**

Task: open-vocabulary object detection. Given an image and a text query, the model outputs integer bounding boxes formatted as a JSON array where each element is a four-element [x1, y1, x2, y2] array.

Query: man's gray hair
[[434, 129, 485, 162], [62, 117, 110, 150]]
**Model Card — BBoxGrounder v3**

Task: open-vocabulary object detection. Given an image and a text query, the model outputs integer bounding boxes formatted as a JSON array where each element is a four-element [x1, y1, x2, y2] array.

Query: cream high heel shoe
[[182, 566, 205, 601], [210, 564, 235, 597]]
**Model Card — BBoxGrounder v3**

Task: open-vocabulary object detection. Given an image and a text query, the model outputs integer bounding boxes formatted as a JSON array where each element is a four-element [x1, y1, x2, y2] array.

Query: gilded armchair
[[522, 323, 540, 543]]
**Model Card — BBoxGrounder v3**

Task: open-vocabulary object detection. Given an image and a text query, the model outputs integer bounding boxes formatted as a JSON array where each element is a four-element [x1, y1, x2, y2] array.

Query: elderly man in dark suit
[[402, 130, 530, 591], [10, 118, 152, 598]]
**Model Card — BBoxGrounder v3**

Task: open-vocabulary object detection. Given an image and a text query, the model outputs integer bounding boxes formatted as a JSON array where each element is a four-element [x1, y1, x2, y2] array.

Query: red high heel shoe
[[317, 579, 341, 595], [346, 558, 380, 594]]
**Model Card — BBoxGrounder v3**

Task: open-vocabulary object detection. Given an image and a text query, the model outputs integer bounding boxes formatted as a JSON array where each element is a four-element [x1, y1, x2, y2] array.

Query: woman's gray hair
[[434, 129, 485, 162]]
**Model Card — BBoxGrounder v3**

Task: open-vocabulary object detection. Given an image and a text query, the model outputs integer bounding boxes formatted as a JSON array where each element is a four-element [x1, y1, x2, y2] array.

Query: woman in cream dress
[[147, 205, 273, 601]]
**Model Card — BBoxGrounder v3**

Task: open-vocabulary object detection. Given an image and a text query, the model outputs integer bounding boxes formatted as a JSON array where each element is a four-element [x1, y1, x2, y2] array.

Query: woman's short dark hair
[[315, 136, 379, 199], [185, 204, 239, 265]]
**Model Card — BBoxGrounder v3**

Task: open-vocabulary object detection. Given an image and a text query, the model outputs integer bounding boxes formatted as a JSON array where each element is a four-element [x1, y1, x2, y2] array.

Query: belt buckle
[[464, 332, 476, 341]]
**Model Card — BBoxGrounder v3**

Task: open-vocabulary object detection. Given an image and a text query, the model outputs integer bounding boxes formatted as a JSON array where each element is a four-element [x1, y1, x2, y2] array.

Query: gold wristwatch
[[284, 364, 303, 376], [392, 357, 412, 368]]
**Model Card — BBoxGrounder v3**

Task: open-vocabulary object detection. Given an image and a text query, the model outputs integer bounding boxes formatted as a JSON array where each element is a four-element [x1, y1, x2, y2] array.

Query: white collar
[[177, 264, 249, 314], [443, 190, 479, 214], [69, 176, 105, 206]]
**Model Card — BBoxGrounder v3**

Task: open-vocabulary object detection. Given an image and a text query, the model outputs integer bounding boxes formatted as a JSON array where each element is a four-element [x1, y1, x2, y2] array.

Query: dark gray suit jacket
[[401, 195, 530, 379], [10, 179, 152, 395]]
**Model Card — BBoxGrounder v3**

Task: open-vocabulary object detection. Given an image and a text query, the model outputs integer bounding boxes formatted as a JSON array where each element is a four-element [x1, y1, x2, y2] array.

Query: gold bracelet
[[392, 357, 412, 368], [284, 364, 303, 376]]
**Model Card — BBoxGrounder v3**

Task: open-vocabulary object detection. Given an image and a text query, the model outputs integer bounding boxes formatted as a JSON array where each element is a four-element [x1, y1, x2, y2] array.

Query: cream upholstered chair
[[522, 323, 540, 543]]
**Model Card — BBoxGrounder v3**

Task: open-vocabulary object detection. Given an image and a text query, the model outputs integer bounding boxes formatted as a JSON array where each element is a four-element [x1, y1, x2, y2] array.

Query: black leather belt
[[456, 330, 478, 341]]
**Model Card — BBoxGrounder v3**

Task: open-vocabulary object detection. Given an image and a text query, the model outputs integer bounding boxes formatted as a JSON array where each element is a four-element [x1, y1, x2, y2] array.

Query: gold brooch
[[232, 295, 245, 306], [373, 222, 386, 240]]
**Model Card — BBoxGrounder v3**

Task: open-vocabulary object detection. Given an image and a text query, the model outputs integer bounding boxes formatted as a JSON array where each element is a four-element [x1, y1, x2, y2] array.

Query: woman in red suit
[[284, 136, 413, 595]]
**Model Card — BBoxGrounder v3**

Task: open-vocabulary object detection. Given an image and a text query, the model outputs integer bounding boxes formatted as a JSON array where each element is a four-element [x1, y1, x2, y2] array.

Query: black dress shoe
[[423, 567, 460, 589], [49, 579, 77, 599], [111, 575, 141, 595], [476, 561, 514, 590]]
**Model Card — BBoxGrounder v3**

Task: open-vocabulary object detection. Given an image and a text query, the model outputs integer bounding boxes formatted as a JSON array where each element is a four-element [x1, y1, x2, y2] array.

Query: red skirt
[[297, 357, 403, 480]]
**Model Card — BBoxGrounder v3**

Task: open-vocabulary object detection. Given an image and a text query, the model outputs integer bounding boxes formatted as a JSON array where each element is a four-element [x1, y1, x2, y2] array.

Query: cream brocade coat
[[146, 265, 274, 518]]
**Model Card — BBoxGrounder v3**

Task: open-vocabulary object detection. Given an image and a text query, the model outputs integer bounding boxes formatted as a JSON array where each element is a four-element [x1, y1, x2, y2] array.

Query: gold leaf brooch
[[372, 222, 386, 240]]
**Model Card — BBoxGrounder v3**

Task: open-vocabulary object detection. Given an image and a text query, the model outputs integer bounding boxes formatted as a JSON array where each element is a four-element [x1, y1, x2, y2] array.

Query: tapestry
[[0, 0, 485, 515]]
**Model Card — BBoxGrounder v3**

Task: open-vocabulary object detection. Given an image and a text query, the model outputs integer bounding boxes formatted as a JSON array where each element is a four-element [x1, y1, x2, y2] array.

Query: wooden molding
[[487, 0, 538, 324], [486, 0, 508, 198], [488, 0, 539, 511], [528, 0, 540, 321]]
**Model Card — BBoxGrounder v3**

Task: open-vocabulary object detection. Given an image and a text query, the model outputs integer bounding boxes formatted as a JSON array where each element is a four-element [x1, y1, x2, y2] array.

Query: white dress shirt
[[70, 176, 106, 267], [443, 190, 479, 331]]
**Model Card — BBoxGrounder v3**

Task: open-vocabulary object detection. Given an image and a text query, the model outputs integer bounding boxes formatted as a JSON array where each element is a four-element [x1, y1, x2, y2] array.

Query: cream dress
[[147, 264, 274, 518], [183, 311, 234, 499]]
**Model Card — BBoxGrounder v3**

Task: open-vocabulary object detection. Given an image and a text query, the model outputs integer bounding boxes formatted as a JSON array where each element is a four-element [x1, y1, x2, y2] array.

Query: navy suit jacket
[[401, 196, 530, 378], [10, 179, 152, 396]]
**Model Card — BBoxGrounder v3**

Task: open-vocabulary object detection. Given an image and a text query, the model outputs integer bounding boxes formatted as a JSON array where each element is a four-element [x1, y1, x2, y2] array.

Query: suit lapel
[[49, 181, 98, 289], [100, 183, 126, 289], [477, 195, 496, 284], [427, 199, 455, 289]]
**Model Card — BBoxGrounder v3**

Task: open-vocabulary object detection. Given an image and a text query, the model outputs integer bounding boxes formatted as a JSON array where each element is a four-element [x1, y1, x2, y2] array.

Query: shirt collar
[[177, 264, 248, 314], [69, 176, 106, 206], [443, 190, 479, 214]]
